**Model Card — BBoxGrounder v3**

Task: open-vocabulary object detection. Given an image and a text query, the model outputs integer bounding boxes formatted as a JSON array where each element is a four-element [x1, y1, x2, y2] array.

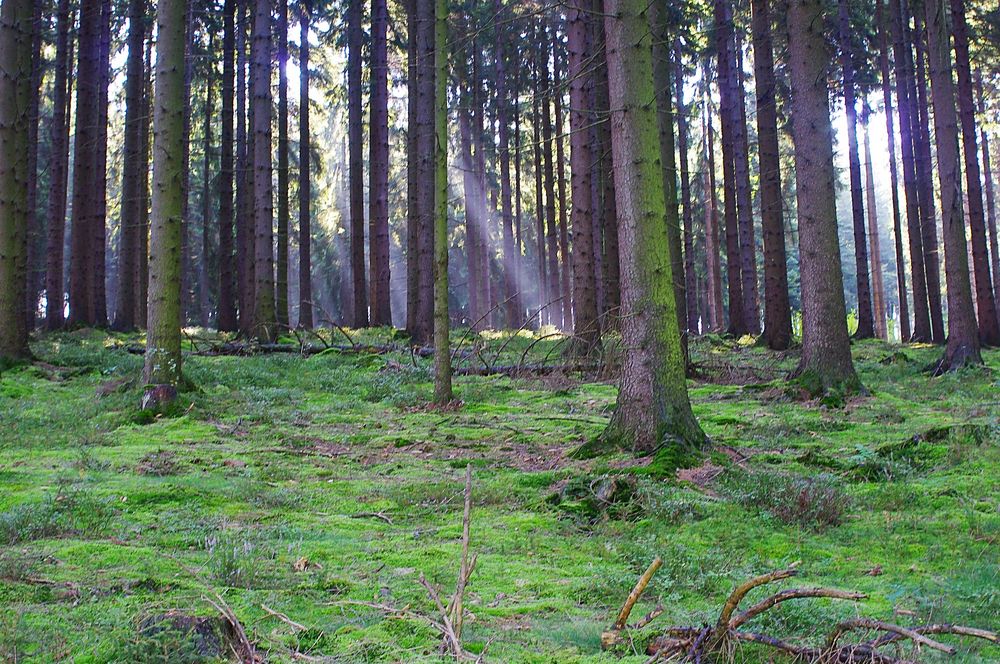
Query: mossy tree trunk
[[251, 0, 276, 341], [599, 0, 705, 453], [923, 0, 982, 369], [143, 0, 188, 408], [432, 0, 451, 405], [786, 0, 861, 396], [0, 0, 34, 364]]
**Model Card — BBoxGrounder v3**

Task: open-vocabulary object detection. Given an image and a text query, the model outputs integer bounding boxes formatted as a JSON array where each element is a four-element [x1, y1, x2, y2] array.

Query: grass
[[0, 328, 997, 662]]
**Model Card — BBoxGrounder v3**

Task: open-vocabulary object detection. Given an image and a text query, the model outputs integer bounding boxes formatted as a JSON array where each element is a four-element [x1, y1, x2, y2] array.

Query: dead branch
[[825, 618, 956, 655], [261, 603, 308, 632], [601, 557, 663, 649], [730, 587, 867, 629]]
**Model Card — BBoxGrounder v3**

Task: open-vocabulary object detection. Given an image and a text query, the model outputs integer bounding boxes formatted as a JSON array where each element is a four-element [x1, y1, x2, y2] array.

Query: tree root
[[604, 563, 998, 663]]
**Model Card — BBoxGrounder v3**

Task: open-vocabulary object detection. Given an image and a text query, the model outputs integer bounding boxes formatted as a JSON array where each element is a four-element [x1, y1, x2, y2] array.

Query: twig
[[349, 511, 394, 525], [730, 587, 867, 629], [826, 618, 956, 655], [602, 557, 663, 649], [261, 603, 308, 632]]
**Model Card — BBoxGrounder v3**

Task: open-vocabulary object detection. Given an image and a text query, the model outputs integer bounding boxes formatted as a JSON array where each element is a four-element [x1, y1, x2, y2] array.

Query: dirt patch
[[677, 461, 724, 493]]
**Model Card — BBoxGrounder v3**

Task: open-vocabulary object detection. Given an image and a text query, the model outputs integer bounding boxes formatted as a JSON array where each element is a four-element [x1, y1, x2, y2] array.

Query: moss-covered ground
[[1, 329, 997, 662]]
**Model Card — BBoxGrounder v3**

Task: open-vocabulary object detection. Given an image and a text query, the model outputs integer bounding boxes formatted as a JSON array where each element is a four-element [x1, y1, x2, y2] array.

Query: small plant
[[0, 486, 117, 545], [205, 533, 261, 588], [719, 470, 848, 530]]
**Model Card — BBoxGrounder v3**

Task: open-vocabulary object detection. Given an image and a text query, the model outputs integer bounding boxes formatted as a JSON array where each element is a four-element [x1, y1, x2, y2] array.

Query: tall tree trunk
[[200, 41, 214, 327], [732, 36, 759, 333], [751, 0, 792, 349], [217, 0, 238, 332], [912, 10, 945, 342], [251, 0, 276, 340], [878, 2, 910, 341], [552, 33, 572, 330], [532, 59, 547, 324], [540, 34, 561, 328], [674, 44, 699, 337], [949, 0, 998, 344], [593, 4, 619, 325], [413, 0, 436, 344], [838, 0, 875, 339], [114, 0, 147, 331], [93, 0, 111, 327], [46, 0, 73, 331], [889, 0, 930, 341], [787, 0, 861, 395], [923, 0, 982, 368], [369, 0, 391, 326], [236, 0, 255, 335], [862, 103, 888, 339], [0, 0, 34, 362], [298, 1, 314, 328], [144, 0, 188, 409], [348, 0, 368, 327], [704, 98, 725, 332], [495, 0, 520, 328], [459, 100, 481, 326], [649, 5, 687, 347], [978, 72, 1000, 324], [566, 0, 599, 350], [469, 45, 487, 329], [68, 0, 103, 327], [713, 0, 747, 336], [432, 0, 451, 404], [23, 0, 41, 330], [179, 2, 193, 325], [405, 0, 418, 335], [275, 0, 290, 328], [138, 36, 152, 326], [599, 0, 705, 453]]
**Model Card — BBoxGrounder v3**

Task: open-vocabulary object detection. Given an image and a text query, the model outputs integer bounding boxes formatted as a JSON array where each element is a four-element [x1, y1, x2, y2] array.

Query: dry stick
[[261, 603, 308, 632], [713, 562, 799, 635], [602, 557, 664, 650], [449, 464, 474, 639], [825, 618, 957, 655], [867, 623, 998, 648], [729, 587, 867, 629], [348, 511, 393, 525]]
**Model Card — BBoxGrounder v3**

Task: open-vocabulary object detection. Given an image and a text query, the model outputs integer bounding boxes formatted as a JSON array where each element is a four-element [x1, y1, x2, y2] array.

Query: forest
[[0, 0, 999, 661]]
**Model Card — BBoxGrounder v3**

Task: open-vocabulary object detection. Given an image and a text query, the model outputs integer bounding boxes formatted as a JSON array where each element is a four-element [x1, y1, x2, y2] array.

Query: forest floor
[[0, 328, 997, 663]]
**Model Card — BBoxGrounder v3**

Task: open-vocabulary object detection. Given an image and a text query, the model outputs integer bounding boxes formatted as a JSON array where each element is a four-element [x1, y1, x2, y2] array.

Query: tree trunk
[[703, 97, 725, 333], [495, 0, 520, 329], [93, 0, 111, 327], [413, 0, 436, 344], [979, 72, 1000, 326], [599, 0, 705, 453], [540, 34, 562, 328], [949, 0, 998, 344], [114, 0, 147, 332], [732, 36, 759, 333], [751, 0, 791, 349], [838, 0, 875, 339], [877, 2, 910, 341], [251, 0, 276, 341], [649, 6, 687, 348], [298, 1, 314, 328], [532, 59, 547, 324], [923, 0, 982, 368], [593, 4, 620, 326], [674, 44, 699, 337], [786, 0, 861, 395], [713, 0, 747, 336], [912, 10, 945, 343], [459, 98, 481, 326], [46, 0, 73, 331], [369, 0, 391, 327], [348, 0, 368, 327], [405, 0, 418, 335], [275, 0, 290, 328], [143, 0, 188, 408], [217, 0, 238, 332], [552, 33, 572, 330], [68, 0, 103, 327], [236, 0, 255, 335], [889, 0, 930, 341], [862, 103, 888, 340], [432, 0, 451, 404], [566, 0, 599, 350], [200, 38, 214, 328], [0, 0, 34, 363], [179, 2, 193, 325], [138, 36, 152, 327], [23, 0, 41, 330]]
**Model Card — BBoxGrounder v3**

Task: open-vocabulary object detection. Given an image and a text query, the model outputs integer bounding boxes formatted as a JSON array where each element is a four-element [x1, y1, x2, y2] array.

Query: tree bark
[[703, 96, 725, 333], [862, 103, 888, 339], [566, 0, 599, 350], [912, 10, 945, 342], [251, 0, 276, 341], [732, 35, 759, 333], [949, 0, 998, 344], [540, 34, 562, 329], [600, 0, 705, 453], [674, 43, 699, 337], [23, 0, 41, 330], [432, 0, 451, 404], [877, 2, 910, 341], [114, 0, 147, 332], [495, 0, 520, 329], [0, 0, 34, 363], [923, 0, 982, 368], [413, 0, 436, 344], [787, 0, 861, 395], [593, 4, 619, 325], [889, 0, 930, 341], [713, 0, 747, 336], [552, 32, 572, 330], [405, 0, 418, 335], [199, 37, 214, 328], [369, 0, 391, 327], [45, 0, 74, 331], [179, 2, 193, 325], [93, 0, 111, 327], [838, 0, 875, 339], [236, 0, 253, 335], [532, 56, 547, 324], [276, 0, 290, 328], [751, 0, 791, 349], [138, 36, 152, 327], [348, 0, 368, 327], [978, 72, 1000, 326], [144, 0, 188, 408], [298, 1, 314, 328], [217, 0, 238, 332]]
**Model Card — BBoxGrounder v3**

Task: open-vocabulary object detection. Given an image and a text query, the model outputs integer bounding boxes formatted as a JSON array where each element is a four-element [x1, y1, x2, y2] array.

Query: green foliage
[[718, 469, 848, 530], [0, 486, 118, 545]]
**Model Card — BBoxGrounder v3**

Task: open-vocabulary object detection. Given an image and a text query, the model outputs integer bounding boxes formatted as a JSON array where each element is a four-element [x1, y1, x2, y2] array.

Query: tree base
[[789, 366, 867, 407], [140, 384, 178, 414], [928, 343, 984, 375]]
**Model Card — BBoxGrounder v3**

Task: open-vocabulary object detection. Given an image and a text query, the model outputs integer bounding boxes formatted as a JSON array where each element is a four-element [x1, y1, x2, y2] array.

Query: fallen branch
[[349, 511, 394, 525], [261, 603, 308, 632], [601, 557, 662, 649]]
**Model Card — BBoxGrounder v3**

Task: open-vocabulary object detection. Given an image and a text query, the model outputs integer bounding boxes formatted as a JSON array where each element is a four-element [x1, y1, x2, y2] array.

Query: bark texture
[[369, 0, 391, 326], [298, 2, 313, 328], [251, 0, 276, 340]]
